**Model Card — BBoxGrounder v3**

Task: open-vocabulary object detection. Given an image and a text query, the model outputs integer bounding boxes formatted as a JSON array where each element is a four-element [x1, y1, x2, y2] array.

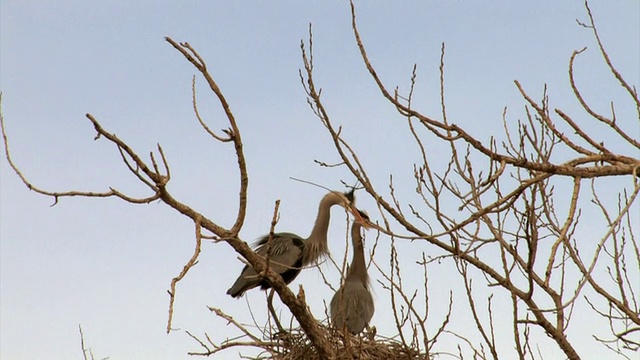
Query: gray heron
[[330, 209, 374, 334], [226, 189, 362, 298]]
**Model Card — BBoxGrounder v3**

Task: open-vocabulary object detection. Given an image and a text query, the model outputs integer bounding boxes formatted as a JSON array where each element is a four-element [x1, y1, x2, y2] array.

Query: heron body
[[330, 212, 374, 334], [226, 190, 357, 298]]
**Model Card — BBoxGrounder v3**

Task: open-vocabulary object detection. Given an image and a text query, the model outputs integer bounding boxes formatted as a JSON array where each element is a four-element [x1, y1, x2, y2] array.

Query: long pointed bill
[[351, 208, 374, 229], [340, 189, 373, 229]]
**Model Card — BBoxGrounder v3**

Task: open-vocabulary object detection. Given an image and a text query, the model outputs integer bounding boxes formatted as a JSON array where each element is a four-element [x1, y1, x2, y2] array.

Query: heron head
[[338, 189, 368, 226], [344, 188, 356, 204]]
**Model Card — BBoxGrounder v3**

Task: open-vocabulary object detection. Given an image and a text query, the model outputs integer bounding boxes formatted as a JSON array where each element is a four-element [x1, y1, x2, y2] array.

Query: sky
[[1, 1, 639, 359]]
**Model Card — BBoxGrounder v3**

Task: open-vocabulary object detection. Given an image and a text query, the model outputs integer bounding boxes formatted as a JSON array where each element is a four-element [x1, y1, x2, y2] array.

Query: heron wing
[[226, 261, 261, 298], [227, 233, 305, 298], [254, 232, 304, 255]]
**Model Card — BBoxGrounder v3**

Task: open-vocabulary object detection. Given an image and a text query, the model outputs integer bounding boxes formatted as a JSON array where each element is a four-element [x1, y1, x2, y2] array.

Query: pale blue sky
[[1, 1, 638, 359]]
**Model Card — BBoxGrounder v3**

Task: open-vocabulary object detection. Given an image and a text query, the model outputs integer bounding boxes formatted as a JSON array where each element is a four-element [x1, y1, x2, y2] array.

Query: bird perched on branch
[[227, 189, 363, 298], [330, 209, 374, 334]]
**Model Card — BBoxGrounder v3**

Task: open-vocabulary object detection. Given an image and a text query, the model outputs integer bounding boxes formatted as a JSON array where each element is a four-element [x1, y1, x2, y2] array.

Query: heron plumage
[[226, 190, 358, 298], [330, 210, 374, 334]]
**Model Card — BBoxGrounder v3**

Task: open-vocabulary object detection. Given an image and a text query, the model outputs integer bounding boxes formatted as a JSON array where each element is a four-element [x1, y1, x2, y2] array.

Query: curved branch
[[567, 48, 640, 149], [581, 0, 640, 113], [165, 37, 249, 236], [167, 217, 203, 334], [1, 97, 162, 206]]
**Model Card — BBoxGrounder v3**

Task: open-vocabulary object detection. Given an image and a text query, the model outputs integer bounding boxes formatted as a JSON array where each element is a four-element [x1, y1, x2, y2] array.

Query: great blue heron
[[226, 190, 362, 298], [330, 210, 374, 334]]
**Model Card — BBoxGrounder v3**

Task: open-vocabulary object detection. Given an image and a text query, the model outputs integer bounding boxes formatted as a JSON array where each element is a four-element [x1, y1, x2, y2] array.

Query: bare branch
[[167, 217, 203, 334]]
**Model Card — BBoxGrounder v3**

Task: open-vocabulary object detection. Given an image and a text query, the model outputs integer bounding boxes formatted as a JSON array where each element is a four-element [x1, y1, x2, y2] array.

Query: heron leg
[[365, 324, 376, 341], [267, 289, 286, 335]]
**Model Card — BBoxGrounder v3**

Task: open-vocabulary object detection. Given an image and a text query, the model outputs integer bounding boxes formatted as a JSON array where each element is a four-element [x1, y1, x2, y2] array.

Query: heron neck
[[303, 194, 338, 265], [347, 223, 368, 284]]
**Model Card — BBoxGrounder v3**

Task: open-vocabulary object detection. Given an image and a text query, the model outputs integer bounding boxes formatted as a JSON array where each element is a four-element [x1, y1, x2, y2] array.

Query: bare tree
[[2, 37, 338, 360], [296, 1, 639, 358], [1, 1, 637, 359]]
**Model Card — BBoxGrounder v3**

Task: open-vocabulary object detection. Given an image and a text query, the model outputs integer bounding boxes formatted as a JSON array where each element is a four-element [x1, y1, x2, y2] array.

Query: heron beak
[[352, 208, 373, 229], [340, 189, 372, 229], [360, 220, 374, 230]]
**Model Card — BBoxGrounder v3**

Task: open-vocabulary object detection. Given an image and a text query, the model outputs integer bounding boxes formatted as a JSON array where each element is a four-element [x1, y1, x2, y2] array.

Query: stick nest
[[256, 323, 425, 360]]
